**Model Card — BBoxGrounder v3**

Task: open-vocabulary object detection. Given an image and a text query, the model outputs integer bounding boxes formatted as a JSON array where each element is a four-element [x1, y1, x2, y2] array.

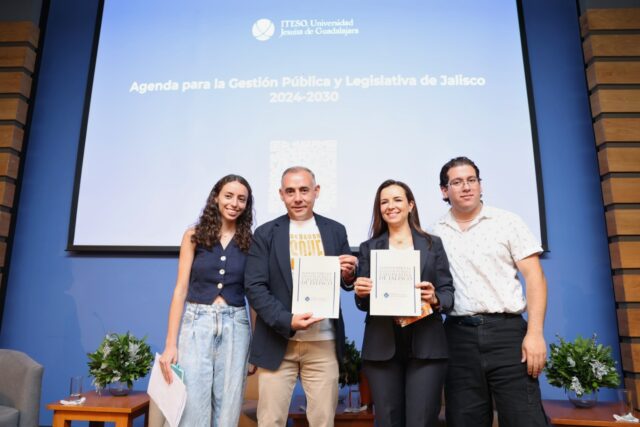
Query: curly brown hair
[[192, 174, 254, 252]]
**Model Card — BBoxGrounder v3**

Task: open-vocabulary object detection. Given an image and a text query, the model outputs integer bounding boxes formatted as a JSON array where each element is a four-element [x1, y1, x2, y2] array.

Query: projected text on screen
[[70, 0, 544, 250]]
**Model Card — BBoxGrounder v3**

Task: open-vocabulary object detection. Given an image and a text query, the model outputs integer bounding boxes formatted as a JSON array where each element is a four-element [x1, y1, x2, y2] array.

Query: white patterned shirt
[[433, 205, 542, 316]]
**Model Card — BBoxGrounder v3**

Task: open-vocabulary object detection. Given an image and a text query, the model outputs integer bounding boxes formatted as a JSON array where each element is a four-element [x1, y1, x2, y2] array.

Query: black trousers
[[444, 315, 549, 427], [364, 357, 447, 427]]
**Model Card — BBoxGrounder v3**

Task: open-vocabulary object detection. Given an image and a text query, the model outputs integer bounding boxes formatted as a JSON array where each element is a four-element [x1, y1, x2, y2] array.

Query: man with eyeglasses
[[434, 156, 549, 427]]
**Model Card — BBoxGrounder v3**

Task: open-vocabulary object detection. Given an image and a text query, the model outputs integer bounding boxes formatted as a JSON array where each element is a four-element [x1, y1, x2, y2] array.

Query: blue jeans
[[178, 302, 251, 427]]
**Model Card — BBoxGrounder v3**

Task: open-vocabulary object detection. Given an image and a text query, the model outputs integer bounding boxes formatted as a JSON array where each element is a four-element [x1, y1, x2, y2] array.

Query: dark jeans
[[444, 315, 549, 427]]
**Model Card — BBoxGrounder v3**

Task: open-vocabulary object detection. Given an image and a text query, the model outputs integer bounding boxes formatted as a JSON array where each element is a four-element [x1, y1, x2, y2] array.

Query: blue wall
[[0, 0, 620, 425]]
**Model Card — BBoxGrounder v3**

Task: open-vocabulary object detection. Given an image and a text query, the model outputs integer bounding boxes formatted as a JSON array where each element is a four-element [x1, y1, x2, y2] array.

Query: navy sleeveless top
[[186, 239, 247, 307]]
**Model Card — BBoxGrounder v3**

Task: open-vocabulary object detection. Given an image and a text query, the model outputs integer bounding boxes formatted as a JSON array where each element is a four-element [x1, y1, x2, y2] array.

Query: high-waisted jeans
[[178, 302, 251, 427]]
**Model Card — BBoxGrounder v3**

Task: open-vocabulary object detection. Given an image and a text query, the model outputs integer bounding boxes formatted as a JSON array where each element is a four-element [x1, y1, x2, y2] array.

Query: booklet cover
[[370, 249, 421, 316], [291, 256, 341, 319]]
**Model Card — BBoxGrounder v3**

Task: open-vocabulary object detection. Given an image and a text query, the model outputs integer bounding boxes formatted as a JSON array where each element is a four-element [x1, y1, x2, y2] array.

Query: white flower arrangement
[[545, 334, 619, 396], [87, 332, 153, 390]]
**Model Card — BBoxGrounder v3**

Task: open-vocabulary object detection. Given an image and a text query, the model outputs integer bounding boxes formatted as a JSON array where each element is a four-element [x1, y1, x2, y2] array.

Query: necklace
[[220, 230, 235, 239], [390, 234, 412, 247]]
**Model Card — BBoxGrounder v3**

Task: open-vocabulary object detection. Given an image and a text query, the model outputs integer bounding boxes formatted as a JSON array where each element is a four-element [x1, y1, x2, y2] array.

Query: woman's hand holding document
[[148, 353, 187, 427]]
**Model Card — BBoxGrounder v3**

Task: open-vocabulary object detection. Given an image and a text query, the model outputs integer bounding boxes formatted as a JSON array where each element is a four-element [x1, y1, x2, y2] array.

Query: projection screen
[[69, 0, 545, 251]]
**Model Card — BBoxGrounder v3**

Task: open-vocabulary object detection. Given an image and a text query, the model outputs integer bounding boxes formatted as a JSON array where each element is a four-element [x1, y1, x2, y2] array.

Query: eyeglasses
[[447, 177, 481, 189]]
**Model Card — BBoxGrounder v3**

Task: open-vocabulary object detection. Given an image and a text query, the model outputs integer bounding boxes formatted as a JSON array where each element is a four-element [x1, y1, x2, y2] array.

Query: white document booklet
[[370, 249, 421, 316], [291, 256, 341, 319], [147, 353, 187, 427]]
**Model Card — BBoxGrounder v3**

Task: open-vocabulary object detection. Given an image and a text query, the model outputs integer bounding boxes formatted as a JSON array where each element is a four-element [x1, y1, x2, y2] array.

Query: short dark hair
[[439, 156, 481, 203], [281, 166, 316, 186]]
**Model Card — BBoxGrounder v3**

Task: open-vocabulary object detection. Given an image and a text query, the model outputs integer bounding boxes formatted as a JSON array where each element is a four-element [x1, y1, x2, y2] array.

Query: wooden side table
[[288, 395, 374, 427], [543, 399, 638, 427], [47, 390, 149, 427]]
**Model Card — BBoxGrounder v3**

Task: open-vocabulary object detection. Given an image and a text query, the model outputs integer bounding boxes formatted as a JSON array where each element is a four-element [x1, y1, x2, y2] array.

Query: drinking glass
[[617, 388, 634, 415], [69, 376, 83, 401]]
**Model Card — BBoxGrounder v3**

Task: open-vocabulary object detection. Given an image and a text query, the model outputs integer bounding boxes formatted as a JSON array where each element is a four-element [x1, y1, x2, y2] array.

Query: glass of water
[[69, 376, 83, 402], [349, 387, 361, 410]]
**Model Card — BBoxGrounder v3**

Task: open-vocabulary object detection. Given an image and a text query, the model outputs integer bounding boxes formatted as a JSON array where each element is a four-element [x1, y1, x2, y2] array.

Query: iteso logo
[[252, 19, 275, 41]]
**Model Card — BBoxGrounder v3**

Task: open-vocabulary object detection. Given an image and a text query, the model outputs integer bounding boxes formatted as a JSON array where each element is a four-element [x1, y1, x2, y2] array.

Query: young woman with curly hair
[[159, 174, 254, 427]]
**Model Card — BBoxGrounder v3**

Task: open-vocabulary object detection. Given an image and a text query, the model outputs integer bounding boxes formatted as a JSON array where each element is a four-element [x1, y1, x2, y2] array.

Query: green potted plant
[[339, 339, 361, 389], [339, 338, 371, 410], [545, 334, 619, 407], [87, 332, 153, 396]]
